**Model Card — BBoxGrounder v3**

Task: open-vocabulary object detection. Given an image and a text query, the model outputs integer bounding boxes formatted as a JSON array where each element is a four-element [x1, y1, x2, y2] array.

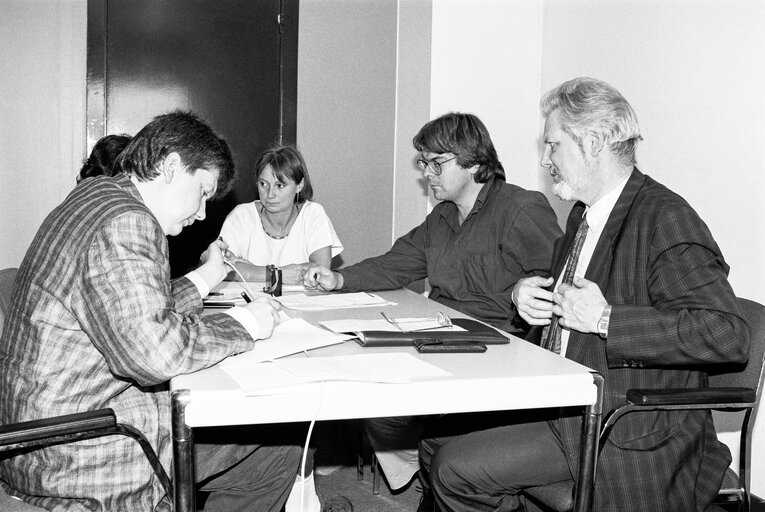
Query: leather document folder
[[354, 318, 509, 347]]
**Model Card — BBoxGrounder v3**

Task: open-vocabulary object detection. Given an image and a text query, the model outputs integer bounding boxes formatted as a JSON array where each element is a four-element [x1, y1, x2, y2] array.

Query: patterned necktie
[[542, 215, 589, 354]]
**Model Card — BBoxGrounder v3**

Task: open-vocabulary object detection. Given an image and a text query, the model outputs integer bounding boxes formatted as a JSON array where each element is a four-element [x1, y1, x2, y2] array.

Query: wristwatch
[[597, 305, 612, 338]]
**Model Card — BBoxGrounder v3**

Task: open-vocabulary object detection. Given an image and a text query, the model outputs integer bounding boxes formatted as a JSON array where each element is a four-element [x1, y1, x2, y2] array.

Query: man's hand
[[196, 238, 230, 289], [512, 276, 555, 325], [244, 295, 282, 337], [553, 277, 607, 333], [302, 264, 341, 291]]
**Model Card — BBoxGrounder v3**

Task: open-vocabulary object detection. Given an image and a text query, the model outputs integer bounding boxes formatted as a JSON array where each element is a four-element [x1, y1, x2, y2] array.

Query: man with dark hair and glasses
[[303, 111, 561, 497]]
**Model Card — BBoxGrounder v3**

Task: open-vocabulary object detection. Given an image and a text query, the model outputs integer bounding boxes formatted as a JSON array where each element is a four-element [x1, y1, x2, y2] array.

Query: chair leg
[[356, 426, 364, 481], [371, 454, 380, 495]]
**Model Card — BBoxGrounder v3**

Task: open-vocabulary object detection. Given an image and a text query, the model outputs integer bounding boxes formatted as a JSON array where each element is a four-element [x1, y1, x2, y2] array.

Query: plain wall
[[430, 0, 544, 195], [0, 0, 87, 269], [296, 0, 400, 267]]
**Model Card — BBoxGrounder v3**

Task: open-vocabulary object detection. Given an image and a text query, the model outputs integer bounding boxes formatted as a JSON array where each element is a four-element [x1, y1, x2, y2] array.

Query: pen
[[241, 291, 252, 303]]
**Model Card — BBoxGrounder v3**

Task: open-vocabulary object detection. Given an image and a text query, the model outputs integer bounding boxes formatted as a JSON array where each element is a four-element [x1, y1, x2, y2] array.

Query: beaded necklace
[[261, 203, 299, 240]]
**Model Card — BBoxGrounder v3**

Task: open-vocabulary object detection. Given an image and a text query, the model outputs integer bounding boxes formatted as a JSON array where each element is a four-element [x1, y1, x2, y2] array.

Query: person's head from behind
[[77, 134, 132, 183], [116, 111, 236, 236], [540, 77, 641, 203], [413, 112, 505, 189], [254, 145, 313, 216]]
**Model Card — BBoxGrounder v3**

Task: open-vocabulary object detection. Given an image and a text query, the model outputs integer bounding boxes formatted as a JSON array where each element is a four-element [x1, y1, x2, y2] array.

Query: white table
[[170, 288, 603, 511]]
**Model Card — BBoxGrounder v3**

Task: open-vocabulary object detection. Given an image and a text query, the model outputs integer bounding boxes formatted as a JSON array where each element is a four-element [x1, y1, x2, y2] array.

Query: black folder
[[353, 318, 509, 347]]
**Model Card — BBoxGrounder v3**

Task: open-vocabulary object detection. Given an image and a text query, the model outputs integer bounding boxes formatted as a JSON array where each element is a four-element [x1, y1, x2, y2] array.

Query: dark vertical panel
[[87, 0, 298, 276], [86, 0, 106, 150], [279, 0, 299, 144]]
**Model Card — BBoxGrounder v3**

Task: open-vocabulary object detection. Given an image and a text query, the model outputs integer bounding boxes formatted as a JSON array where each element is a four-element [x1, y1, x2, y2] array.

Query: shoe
[[314, 464, 345, 476], [417, 485, 436, 512], [321, 495, 354, 512]]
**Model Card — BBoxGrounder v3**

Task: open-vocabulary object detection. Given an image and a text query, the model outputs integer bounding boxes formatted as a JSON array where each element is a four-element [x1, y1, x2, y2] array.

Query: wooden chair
[[525, 297, 765, 512], [0, 268, 172, 509]]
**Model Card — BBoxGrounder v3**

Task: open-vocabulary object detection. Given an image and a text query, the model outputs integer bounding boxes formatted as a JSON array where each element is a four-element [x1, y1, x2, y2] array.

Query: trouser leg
[[195, 424, 303, 512], [420, 411, 572, 512], [363, 415, 432, 490]]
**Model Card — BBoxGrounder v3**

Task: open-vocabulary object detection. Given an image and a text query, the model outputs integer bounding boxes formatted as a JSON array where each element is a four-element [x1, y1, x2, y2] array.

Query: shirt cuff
[[224, 305, 274, 340], [185, 270, 210, 298]]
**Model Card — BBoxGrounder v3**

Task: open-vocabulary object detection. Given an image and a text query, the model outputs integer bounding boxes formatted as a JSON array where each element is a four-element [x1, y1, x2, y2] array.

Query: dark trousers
[[195, 424, 304, 512], [419, 410, 573, 512]]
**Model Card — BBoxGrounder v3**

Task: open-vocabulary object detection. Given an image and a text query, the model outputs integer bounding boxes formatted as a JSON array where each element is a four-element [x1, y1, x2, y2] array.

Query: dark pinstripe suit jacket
[[545, 168, 750, 511]]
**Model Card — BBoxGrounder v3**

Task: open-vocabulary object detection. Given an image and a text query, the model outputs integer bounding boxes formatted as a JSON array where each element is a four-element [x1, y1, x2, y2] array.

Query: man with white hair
[[419, 78, 749, 512]]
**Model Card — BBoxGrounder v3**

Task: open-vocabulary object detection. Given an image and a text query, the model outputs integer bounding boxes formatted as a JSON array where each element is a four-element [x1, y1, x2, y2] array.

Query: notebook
[[352, 318, 509, 347]]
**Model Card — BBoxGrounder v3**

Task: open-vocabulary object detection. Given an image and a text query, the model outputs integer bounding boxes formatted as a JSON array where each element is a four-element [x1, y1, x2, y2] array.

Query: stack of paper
[[276, 292, 396, 311], [220, 317, 351, 369], [320, 318, 465, 334]]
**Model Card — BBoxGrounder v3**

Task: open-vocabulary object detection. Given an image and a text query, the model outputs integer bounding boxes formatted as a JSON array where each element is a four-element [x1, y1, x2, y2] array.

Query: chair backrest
[[710, 298, 765, 397], [710, 297, 765, 501], [0, 268, 19, 333], [0, 269, 45, 511]]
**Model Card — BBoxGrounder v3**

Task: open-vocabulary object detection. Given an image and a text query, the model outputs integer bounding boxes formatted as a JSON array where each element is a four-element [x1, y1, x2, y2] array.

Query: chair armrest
[[0, 409, 116, 446], [626, 387, 755, 406]]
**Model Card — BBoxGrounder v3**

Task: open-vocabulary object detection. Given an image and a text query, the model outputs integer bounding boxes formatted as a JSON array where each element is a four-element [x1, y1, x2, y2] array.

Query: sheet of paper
[[320, 318, 466, 334], [221, 353, 452, 395], [220, 317, 350, 369], [276, 292, 396, 311]]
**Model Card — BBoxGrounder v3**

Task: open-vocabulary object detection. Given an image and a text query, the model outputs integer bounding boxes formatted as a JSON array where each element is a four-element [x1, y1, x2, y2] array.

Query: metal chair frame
[[525, 297, 765, 512], [0, 408, 173, 499]]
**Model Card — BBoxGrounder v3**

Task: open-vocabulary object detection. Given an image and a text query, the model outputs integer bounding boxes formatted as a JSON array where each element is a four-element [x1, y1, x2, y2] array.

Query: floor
[[316, 463, 421, 512], [313, 420, 421, 512]]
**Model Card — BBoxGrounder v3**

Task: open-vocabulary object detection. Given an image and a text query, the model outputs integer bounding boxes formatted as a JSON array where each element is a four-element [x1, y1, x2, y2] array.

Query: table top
[[171, 288, 597, 427]]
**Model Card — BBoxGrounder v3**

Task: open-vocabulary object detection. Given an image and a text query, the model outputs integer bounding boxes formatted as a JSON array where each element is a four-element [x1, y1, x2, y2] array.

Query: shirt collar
[[441, 177, 498, 223], [584, 174, 630, 235]]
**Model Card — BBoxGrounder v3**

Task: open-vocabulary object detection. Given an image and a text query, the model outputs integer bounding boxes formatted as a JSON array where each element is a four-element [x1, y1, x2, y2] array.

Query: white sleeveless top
[[219, 200, 343, 266]]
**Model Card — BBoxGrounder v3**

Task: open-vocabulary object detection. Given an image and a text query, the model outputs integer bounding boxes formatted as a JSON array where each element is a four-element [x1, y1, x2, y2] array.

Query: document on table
[[320, 318, 465, 334], [275, 292, 396, 311], [220, 317, 351, 369], [221, 352, 452, 395]]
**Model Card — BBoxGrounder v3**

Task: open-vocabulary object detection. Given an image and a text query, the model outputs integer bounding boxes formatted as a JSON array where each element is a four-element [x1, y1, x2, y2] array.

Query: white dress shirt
[[557, 175, 630, 356]]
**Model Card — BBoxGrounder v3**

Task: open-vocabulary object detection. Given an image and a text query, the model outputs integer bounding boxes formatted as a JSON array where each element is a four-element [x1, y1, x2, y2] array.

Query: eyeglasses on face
[[416, 155, 457, 176]]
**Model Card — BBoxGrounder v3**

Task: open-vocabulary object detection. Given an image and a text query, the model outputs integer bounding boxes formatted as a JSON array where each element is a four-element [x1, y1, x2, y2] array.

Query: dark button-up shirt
[[341, 177, 561, 333]]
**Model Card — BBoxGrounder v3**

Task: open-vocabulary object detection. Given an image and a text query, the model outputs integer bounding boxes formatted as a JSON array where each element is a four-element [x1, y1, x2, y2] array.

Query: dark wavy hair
[[254, 145, 314, 203], [413, 112, 505, 183], [77, 134, 132, 183], [116, 111, 236, 199]]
